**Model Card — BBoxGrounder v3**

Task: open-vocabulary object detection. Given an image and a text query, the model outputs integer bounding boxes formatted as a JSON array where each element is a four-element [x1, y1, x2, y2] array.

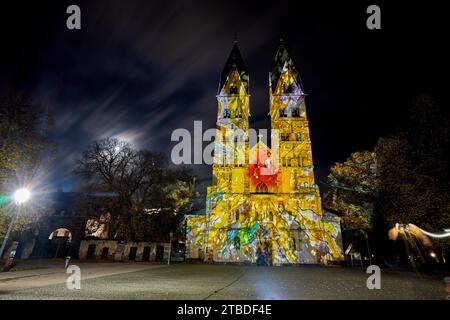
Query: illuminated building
[[186, 39, 343, 265]]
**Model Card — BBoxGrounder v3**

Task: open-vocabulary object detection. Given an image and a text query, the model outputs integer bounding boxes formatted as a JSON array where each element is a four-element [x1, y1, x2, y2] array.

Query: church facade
[[186, 40, 343, 265]]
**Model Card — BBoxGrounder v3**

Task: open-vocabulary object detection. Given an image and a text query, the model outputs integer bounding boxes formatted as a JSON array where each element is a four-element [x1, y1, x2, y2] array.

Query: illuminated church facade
[[186, 40, 343, 265]]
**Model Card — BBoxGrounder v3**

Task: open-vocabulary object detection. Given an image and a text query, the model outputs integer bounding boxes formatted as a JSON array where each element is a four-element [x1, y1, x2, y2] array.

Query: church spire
[[218, 41, 249, 95], [270, 39, 305, 95]]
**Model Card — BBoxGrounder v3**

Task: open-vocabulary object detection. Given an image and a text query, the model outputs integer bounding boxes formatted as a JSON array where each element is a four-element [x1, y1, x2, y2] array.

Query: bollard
[[65, 256, 71, 269], [2, 241, 19, 272]]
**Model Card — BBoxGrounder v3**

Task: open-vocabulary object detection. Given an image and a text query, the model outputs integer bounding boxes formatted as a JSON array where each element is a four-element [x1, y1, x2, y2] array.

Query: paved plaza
[[0, 262, 447, 300]]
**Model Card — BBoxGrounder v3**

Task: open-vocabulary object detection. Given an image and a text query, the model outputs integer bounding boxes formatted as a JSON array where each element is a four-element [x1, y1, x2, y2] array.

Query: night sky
[[1, 1, 448, 195]]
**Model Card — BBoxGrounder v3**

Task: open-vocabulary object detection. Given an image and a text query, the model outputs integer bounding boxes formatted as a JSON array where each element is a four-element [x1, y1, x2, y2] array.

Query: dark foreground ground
[[0, 262, 448, 300]]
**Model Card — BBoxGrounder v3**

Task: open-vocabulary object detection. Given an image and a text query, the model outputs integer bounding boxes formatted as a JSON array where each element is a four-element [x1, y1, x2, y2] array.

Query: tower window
[[234, 135, 244, 144], [235, 107, 242, 118], [229, 86, 238, 94], [286, 84, 294, 94]]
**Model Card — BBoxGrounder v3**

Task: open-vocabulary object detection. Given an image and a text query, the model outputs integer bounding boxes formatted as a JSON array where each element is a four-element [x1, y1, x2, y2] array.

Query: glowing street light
[[0, 188, 32, 259], [13, 188, 31, 205]]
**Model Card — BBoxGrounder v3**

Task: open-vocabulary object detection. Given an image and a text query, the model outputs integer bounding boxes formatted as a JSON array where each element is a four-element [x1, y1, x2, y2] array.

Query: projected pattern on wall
[[187, 40, 343, 265]]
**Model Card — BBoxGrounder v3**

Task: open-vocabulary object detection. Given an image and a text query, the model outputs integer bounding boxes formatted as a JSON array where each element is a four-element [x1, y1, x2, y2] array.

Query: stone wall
[[79, 240, 170, 262]]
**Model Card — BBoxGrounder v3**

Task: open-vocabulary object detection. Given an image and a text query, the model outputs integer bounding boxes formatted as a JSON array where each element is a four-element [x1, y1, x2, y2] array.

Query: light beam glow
[[13, 188, 31, 204]]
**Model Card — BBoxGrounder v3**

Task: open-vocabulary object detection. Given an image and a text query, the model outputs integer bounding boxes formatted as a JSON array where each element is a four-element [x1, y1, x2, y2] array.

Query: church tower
[[203, 41, 251, 262], [269, 38, 322, 214], [212, 40, 250, 194]]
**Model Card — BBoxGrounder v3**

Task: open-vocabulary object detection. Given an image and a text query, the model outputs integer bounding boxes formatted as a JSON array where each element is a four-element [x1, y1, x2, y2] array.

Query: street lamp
[[0, 188, 31, 259], [14, 188, 31, 205], [168, 232, 173, 265]]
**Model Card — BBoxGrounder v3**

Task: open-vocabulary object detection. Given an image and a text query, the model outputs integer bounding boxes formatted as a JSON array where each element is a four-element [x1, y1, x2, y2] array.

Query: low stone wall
[[79, 240, 170, 262]]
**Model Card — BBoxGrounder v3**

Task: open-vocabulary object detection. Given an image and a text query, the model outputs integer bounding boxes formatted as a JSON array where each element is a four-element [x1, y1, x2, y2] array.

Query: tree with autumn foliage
[[376, 96, 450, 254], [326, 95, 450, 262], [0, 92, 55, 242], [325, 150, 378, 231]]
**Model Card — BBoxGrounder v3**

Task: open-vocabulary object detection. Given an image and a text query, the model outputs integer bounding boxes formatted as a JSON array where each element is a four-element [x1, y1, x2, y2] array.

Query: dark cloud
[[1, 1, 449, 192]]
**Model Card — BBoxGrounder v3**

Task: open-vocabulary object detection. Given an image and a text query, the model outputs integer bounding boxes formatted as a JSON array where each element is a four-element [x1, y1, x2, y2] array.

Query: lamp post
[[167, 232, 173, 265], [0, 188, 31, 260]]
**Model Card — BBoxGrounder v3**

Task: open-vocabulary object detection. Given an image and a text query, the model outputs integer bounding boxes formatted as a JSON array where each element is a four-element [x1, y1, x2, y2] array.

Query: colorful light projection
[[198, 189, 343, 264], [186, 40, 343, 265], [247, 143, 280, 190], [185, 214, 207, 259]]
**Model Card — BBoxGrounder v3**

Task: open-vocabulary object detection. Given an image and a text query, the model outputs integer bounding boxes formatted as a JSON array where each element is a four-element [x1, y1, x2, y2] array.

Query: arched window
[[235, 107, 242, 118], [292, 108, 300, 117], [256, 182, 268, 193]]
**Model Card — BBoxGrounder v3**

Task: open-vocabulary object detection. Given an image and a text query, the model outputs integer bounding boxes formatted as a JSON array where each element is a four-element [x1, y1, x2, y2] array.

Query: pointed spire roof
[[219, 41, 249, 94], [270, 38, 305, 95]]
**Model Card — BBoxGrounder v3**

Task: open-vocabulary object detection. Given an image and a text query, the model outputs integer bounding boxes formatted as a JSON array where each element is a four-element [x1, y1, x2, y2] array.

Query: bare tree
[[75, 138, 195, 241]]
